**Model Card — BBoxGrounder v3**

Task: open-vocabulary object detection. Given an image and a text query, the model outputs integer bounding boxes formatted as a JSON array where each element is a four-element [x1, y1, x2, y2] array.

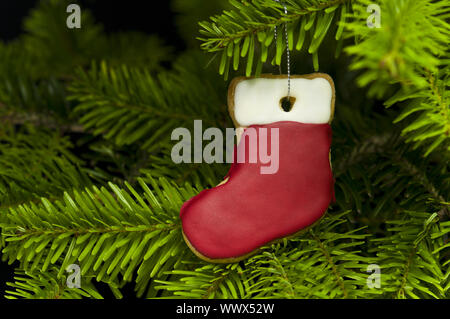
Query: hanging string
[[273, 0, 291, 98]]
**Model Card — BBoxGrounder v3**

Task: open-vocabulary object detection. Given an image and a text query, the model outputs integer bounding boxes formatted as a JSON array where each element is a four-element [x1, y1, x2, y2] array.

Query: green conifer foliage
[[0, 0, 448, 299]]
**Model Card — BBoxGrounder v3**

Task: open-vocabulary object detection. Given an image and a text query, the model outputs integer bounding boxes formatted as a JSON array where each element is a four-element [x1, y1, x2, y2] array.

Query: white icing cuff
[[233, 77, 333, 126]]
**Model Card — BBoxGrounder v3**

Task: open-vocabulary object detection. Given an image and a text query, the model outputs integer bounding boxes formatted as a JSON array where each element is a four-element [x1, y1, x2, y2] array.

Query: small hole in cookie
[[279, 96, 296, 112]]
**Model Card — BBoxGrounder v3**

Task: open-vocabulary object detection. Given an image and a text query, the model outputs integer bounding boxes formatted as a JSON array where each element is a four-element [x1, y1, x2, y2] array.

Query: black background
[[0, 1, 185, 49]]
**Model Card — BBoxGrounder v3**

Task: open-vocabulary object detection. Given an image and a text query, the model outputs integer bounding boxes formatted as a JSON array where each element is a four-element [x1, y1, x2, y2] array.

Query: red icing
[[180, 121, 334, 259]]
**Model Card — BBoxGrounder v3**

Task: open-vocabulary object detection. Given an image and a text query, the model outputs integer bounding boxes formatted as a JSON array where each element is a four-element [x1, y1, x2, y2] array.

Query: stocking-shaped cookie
[[181, 74, 335, 263]]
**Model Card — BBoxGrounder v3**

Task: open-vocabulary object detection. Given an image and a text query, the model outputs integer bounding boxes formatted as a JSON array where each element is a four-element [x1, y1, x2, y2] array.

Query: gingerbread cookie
[[181, 73, 336, 263]]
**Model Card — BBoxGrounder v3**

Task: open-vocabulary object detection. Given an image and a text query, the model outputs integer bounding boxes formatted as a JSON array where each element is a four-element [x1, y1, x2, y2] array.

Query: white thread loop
[[273, 0, 290, 98]]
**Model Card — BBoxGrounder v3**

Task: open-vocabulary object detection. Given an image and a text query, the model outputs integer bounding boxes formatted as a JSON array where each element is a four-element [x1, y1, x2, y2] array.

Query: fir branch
[[154, 263, 249, 299], [373, 212, 449, 298], [5, 268, 102, 299], [344, 0, 449, 156], [244, 211, 376, 298], [0, 0, 172, 126], [386, 68, 450, 157], [20, 0, 104, 78], [0, 0, 448, 300], [156, 212, 377, 299], [199, 0, 352, 76], [0, 113, 85, 134], [200, 0, 347, 47], [69, 52, 229, 152], [0, 125, 91, 210], [309, 230, 348, 298], [0, 174, 199, 297], [141, 142, 229, 188], [100, 32, 173, 70], [332, 103, 449, 218], [248, 251, 296, 298], [173, 0, 232, 47], [345, 0, 449, 95], [391, 152, 448, 215]]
